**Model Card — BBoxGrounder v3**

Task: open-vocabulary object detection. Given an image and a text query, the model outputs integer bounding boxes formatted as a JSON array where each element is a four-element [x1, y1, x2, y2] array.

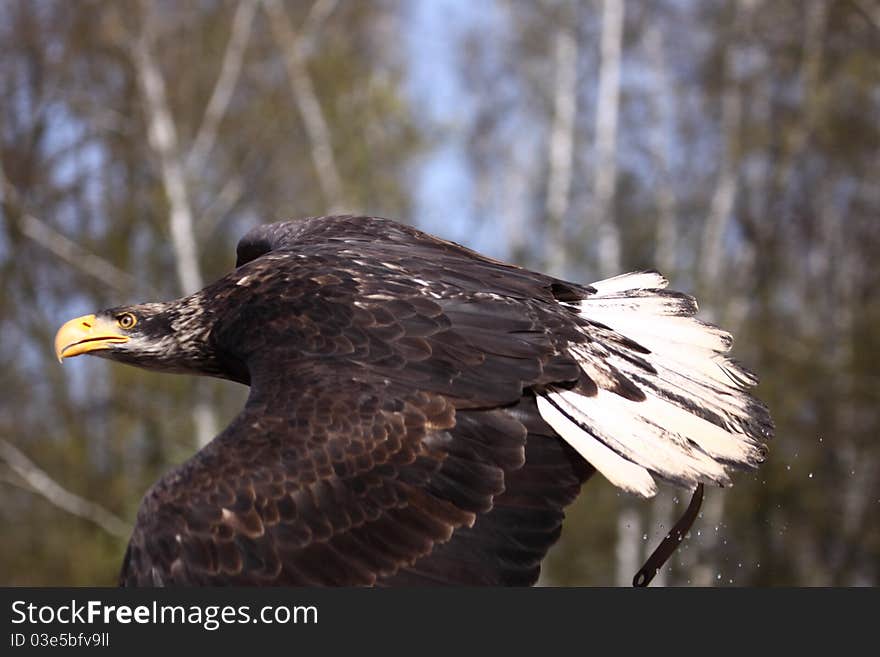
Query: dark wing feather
[[121, 220, 591, 585], [123, 215, 770, 586], [236, 215, 591, 303], [380, 397, 593, 586], [121, 378, 498, 585]]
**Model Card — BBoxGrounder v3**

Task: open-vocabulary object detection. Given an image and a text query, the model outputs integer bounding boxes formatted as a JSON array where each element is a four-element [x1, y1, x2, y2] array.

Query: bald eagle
[[54, 215, 772, 586]]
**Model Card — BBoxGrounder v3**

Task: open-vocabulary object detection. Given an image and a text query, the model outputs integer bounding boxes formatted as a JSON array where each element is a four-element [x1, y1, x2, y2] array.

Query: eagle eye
[[117, 312, 137, 330]]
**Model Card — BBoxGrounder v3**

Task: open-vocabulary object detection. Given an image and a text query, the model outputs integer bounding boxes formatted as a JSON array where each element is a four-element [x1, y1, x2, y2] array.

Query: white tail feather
[[536, 396, 657, 497], [537, 270, 770, 497], [589, 271, 668, 294], [547, 388, 730, 489]]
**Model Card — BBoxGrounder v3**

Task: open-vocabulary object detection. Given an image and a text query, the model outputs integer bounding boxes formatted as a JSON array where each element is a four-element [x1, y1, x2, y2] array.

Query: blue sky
[[404, 0, 508, 257]]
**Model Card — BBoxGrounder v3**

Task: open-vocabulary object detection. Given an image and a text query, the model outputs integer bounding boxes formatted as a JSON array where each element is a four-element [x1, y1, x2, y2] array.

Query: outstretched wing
[[121, 385, 592, 586], [121, 227, 593, 585], [121, 216, 771, 586], [238, 216, 772, 495]]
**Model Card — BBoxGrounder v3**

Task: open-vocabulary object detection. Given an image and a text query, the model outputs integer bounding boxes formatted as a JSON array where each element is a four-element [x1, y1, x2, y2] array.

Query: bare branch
[[196, 174, 245, 238], [0, 439, 130, 539], [0, 468, 38, 493], [0, 169, 143, 295], [262, 0, 347, 213], [186, 0, 258, 174], [849, 0, 880, 32], [23, 214, 140, 294]]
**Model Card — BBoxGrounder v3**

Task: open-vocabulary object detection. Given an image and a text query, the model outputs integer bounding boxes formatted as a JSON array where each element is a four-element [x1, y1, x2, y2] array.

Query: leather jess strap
[[633, 484, 704, 587]]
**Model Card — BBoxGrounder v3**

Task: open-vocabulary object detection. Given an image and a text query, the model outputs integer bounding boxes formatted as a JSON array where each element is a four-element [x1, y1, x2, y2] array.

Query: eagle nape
[[54, 215, 773, 587]]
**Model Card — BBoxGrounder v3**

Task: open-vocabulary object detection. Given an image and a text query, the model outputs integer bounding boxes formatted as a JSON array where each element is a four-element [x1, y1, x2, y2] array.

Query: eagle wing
[[120, 216, 771, 586]]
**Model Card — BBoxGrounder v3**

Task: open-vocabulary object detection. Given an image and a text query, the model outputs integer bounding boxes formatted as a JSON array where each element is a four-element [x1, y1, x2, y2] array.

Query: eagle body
[[54, 216, 772, 586]]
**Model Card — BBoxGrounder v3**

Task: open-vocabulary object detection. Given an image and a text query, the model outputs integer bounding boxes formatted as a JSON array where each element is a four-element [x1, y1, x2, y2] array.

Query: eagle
[[54, 215, 772, 586]]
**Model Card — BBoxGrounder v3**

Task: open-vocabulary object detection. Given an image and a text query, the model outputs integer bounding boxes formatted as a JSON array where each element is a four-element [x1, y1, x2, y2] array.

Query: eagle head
[[53, 296, 234, 379]]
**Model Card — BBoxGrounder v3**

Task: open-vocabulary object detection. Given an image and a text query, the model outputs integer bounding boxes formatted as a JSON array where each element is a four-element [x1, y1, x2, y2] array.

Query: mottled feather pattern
[[118, 216, 771, 586]]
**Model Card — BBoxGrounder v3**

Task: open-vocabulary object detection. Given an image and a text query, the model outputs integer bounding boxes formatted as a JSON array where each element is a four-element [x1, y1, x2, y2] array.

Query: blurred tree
[[1, 0, 877, 587], [452, 0, 880, 585], [0, 0, 423, 585]]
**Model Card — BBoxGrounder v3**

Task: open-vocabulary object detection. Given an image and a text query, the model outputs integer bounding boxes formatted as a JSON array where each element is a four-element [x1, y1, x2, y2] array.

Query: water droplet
[[673, 496, 679, 505], [716, 573, 721, 580], [786, 465, 791, 471], [808, 472, 813, 479], [642, 534, 648, 541]]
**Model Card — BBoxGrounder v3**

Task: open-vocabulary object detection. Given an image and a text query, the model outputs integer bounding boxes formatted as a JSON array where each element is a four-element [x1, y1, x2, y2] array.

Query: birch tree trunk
[[698, 0, 754, 295], [544, 24, 578, 277], [132, 34, 204, 297], [129, 4, 258, 448], [590, 0, 635, 586], [590, 0, 624, 278], [615, 506, 641, 587], [641, 25, 681, 584], [691, 489, 725, 586], [643, 25, 679, 277]]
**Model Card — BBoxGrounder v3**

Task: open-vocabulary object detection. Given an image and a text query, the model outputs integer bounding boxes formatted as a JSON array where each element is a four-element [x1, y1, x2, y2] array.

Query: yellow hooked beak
[[54, 314, 130, 362]]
